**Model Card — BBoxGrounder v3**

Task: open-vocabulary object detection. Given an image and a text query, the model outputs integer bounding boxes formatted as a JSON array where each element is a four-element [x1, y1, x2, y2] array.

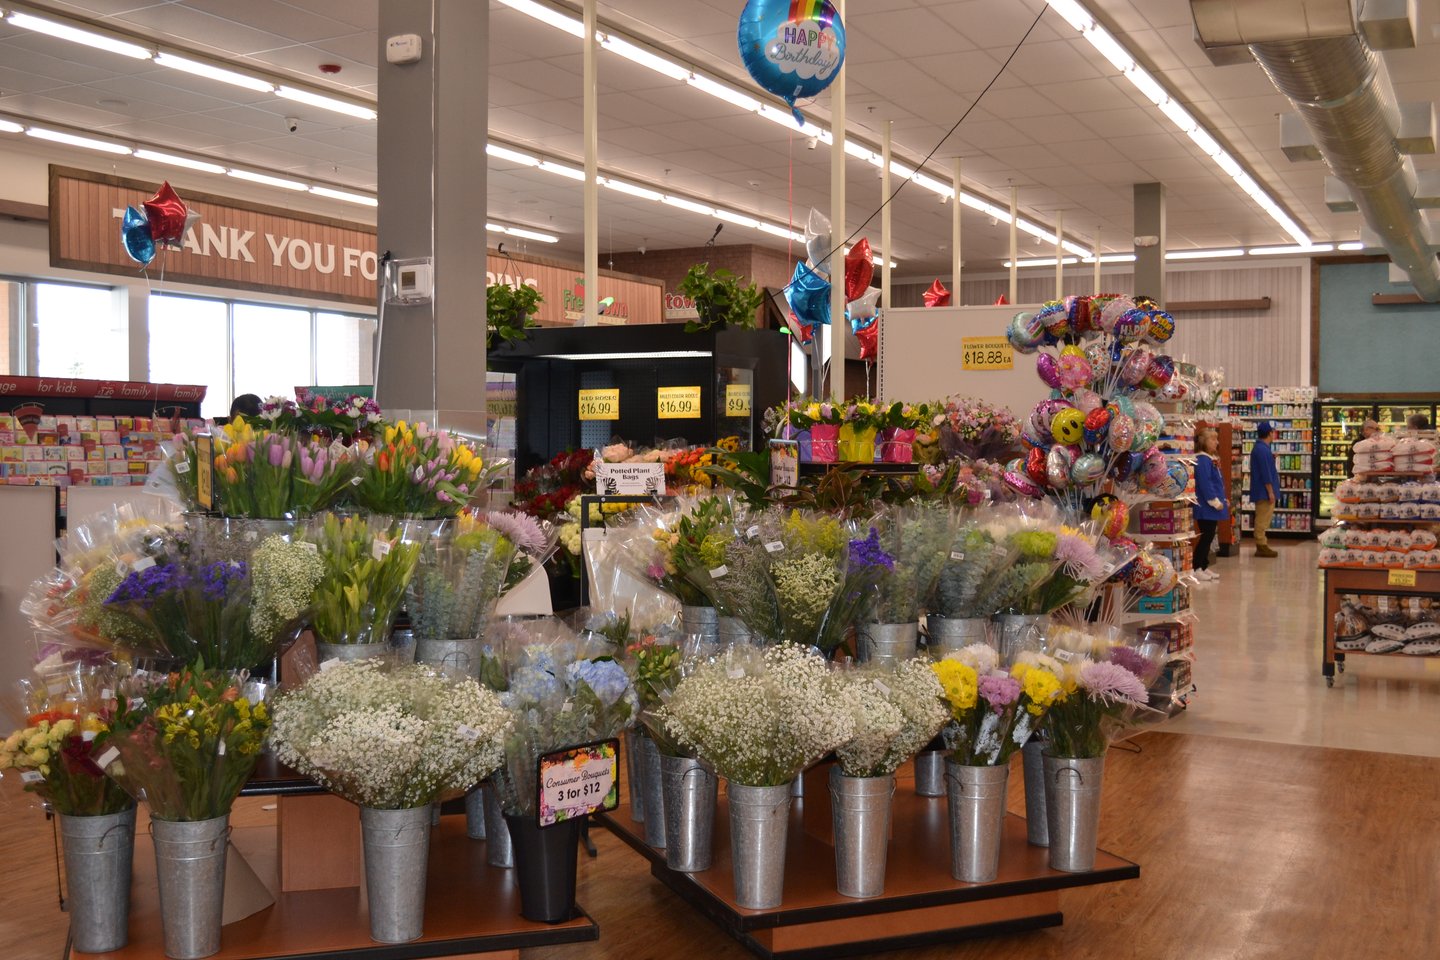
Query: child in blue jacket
[[1193, 427, 1229, 580]]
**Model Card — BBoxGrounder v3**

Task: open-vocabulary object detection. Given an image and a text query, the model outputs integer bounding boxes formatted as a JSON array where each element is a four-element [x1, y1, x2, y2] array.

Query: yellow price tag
[[725, 383, 751, 418], [658, 385, 702, 420], [1388, 568, 1417, 587], [578, 388, 620, 421], [194, 435, 214, 510], [489, 398, 517, 418], [961, 337, 1014, 371]]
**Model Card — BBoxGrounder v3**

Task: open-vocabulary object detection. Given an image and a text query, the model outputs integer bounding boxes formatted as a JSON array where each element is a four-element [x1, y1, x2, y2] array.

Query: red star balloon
[[856, 320, 877, 360], [994, 294, 1009, 305], [142, 181, 188, 243], [844, 237, 874, 302], [923, 279, 951, 308]]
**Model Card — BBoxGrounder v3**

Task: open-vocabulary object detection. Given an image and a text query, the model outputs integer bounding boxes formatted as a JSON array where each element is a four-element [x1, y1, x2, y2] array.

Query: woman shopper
[[1193, 427, 1229, 581]]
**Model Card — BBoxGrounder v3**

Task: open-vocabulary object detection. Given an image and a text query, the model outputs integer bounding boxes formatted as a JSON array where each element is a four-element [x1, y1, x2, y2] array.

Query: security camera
[[807, 137, 819, 150], [638, 242, 647, 255], [285, 117, 300, 133]]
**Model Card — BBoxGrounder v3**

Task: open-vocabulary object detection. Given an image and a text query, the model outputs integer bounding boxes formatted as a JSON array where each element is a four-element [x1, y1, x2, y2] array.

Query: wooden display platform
[[69, 815, 598, 960], [1321, 566, 1440, 685], [599, 789, 1137, 960]]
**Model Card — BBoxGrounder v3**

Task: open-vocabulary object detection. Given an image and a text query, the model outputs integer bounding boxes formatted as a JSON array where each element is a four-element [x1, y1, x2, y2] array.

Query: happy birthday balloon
[[844, 237, 873, 302], [1072, 452, 1107, 486], [1113, 308, 1152, 344], [1147, 309, 1176, 343], [738, 0, 847, 126], [1140, 447, 1169, 485], [1051, 407, 1085, 445], [1047, 444, 1074, 489], [1161, 377, 1188, 401], [1039, 300, 1070, 341], [1097, 296, 1136, 333], [1036, 353, 1062, 389], [1008, 311, 1046, 353], [1084, 342, 1111, 382], [1141, 354, 1174, 392], [1120, 348, 1153, 386]]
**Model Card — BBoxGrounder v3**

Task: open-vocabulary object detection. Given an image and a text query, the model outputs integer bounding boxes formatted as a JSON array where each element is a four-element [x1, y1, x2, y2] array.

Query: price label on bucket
[[537, 739, 619, 828]]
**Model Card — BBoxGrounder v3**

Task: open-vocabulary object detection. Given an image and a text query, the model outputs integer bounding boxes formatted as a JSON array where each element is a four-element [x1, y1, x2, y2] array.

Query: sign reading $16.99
[[657, 385, 702, 419], [961, 337, 1014, 371], [578, 388, 620, 421]]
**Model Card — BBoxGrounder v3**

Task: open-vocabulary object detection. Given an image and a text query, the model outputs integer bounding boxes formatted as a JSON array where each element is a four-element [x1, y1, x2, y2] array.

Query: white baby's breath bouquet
[[269, 659, 510, 809], [658, 644, 854, 787], [834, 659, 950, 778]]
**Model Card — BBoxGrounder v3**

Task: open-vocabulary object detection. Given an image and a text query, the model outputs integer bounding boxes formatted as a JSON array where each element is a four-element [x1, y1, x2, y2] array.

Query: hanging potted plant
[[487, 282, 543, 348], [678, 263, 764, 334]]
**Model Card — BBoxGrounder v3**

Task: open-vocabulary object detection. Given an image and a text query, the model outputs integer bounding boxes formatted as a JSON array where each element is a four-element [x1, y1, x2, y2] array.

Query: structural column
[[827, 0, 847, 400], [376, 0, 489, 432], [1133, 182, 1166, 305], [951, 157, 962, 302]]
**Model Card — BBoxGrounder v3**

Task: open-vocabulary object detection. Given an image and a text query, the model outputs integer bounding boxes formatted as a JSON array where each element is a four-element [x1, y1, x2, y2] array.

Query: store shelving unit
[[599, 791, 1138, 960], [1218, 387, 1316, 537]]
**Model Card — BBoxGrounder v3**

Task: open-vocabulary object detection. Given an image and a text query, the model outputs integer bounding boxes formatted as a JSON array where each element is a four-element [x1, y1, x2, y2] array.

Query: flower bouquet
[[876, 401, 933, 463], [352, 421, 498, 518], [612, 496, 735, 635], [406, 513, 517, 676], [920, 457, 1014, 508], [306, 513, 422, 658], [513, 449, 594, 523], [862, 501, 958, 658], [485, 510, 559, 597], [838, 399, 882, 462], [103, 555, 267, 671], [934, 396, 1021, 462], [679, 511, 780, 642], [282, 391, 384, 442]]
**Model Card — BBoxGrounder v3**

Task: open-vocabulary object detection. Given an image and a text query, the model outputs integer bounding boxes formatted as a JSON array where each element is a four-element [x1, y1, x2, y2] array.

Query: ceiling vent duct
[[1191, 0, 1440, 300]]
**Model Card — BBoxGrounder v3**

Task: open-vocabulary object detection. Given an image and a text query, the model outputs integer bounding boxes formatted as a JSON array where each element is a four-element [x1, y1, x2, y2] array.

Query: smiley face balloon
[[1051, 407, 1086, 445]]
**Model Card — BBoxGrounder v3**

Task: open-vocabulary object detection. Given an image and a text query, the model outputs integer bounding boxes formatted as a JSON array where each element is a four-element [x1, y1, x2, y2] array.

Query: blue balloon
[[121, 205, 155, 266], [786, 260, 831, 328], [737, 0, 846, 127]]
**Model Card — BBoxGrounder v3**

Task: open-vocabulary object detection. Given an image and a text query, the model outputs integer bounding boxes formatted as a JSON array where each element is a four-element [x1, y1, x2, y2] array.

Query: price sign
[[194, 435, 214, 510], [578, 388, 620, 421], [961, 337, 1014, 371], [537, 738, 619, 827], [657, 385, 702, 420], [1388, 568, 1418, 587], [725, 383, 752, 418], [768, 439, 799, 488]]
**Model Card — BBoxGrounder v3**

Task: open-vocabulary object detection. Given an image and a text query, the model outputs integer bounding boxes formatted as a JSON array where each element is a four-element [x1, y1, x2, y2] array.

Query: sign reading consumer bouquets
[[537, 739, 619, 827]]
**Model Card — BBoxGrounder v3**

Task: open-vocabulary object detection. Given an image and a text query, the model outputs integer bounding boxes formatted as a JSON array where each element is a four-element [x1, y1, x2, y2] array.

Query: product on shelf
[[1332, 594, 1440, 656], [1220, 387, 1315, 535]]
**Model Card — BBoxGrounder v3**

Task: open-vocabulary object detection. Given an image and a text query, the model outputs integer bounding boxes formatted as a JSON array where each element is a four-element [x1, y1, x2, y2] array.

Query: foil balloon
[[1036, 353, 1062, 389], [1073, 388, 1103, 414], [847, 286, 880, 330], [120, 205, 155, 266], [1109, 395, 1136, 420], [1098, 296, 1136, 334], [178, 207, 202, 244], [1047, 444, 1074, 489], [1141, 354, 1174, 392], [804, 207, 832, 273], [1132, 400, 1164, 434], [1051, 407, 1085, 445], [1162, 460, 1191, 497], [1038, 300, 1070, 341], [1161, 377, 1188, 401], [1006, 457, 1024, 476], [1113, 308, 1152, 344], [1108, 413, 1135, 451], [1120, 348, 1153, 386], [1112, 450, 1139, 482], [856, 321, 877, 360], [737, 0, 847, 126], [1026, 446, 1048, 484], [922, 279, 951, 307], [1131, 415, 1160, 453], [844, 237, 873, 302], [1004, 470, 1044, 498], [1092, 496, 1129, 540], [1147, 310, 1176, 343], [1083, 406, 1111, 445], [1022, 415, 1051, 448], [1072, 452, 1107, 486], [142, 181, 188, 243], [1066, 295, 1095, 337], [1084, 342, 1111, 382], [785, 260, 831, 328], [1140, 447, 1169, 486], [1007, 311, 1046, 353], [1057, 353, 1093, 391]]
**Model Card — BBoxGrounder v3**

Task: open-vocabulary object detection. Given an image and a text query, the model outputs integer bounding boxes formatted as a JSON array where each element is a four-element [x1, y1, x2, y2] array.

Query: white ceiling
[[1, 0, 1437, 277]]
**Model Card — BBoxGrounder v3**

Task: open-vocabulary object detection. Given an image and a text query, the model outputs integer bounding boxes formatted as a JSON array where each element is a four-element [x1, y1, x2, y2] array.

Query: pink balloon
[[1098, 296, 1137, 334], [1057, 353, 1093, 391], [1004, 470, 1044, 498], [1109, 413, 1135, 451], [1120, 348, 1152, 386], [1073, 388, 1103, 414]]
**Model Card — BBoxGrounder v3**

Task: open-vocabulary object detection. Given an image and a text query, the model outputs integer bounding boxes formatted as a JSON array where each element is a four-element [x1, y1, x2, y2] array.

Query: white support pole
[[582, 0, 599, 327], [1008, 185, 1018, 305], [1093, 225, 1102, 294], [952, 157, 963, 304], [1054, 209, 1064, 300], [827, 0, 846, 400], [881, 121, 892, 312]]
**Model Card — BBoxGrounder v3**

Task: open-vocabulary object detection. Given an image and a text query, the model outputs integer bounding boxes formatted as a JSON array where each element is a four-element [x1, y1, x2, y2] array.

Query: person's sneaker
[[1256, 545, 1279, 558], [1207, 569, 1220, 581]]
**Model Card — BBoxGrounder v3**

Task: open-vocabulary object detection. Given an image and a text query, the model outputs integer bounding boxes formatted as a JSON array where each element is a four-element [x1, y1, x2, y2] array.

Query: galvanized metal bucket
[[926, 617, 993, 657], [414, 636, 483, 679], [1021, 738, 1048, 846], [151, 814, 229, 960], [991, 614, 1049, 666], [483, 784, 513, 868], [463, 784, 487, 840], [623, 728, 646, 823], [639, 735, 667, 848], [60, 807, 136, 953], [1044, 753, 1105, 873], [681, 605, 720, 643], [728, 782, 793, 909], [717, 616, 753, 645], [360, 805, 432, 943], [661, 754, 717, 872], [913, 749, 946, 797], [945, 761, 1009, 883], [857, 622, 919, 665], [314, 641, 386, 665], [829, 768, 895, 899]]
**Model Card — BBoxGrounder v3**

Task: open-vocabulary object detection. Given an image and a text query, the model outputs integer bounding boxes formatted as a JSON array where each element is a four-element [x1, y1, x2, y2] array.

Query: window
[[34, 282, 127, 379], [149, 295, 229, 419], [233, 303, 312, 403], [316, 312, 376, 386]]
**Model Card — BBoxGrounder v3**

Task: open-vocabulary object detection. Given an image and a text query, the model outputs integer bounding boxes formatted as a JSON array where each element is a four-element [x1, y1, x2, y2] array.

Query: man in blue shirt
[[1249, 421, 1281, 558]]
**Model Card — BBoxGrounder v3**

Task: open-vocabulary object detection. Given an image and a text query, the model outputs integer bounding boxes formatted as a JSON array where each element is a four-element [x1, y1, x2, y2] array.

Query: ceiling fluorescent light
[[1004, 257, 1079, 268], [757, 104, 832, 142], [486, 223, 506, 232], [1249, 243, 1333, 255], [133, 149, 225, 174], [958, 192, 988, 211], [1124, 66, 1167, 106], [1084, 28, 1134, 72], [599, 34, 690, 80], [275, 86, 376, 120], [688, 75, 761, 113], [1165, 248, 1244, 260], [1015, 219, 1056, 242], [716, 209, 760, 229], [228, 169, 307, 191], [1187, 127, 1222, 158], [486, 144, 540, 166], [662, 195, 715, 216], [843, 140, 877, 162], [910, 172, 953, 197], [758, 221, 797, 240], [0, 119, 25, 134], [495, 0, 583, 37], [1045, 0, 1095, 32], [538, 159, 585, 180], [152, 52, 275, 92], [26, 127, 130, 154], [506, 226, 559, 243], [1082, 253, 1137, 263], [602, 177, 662, 200], [310, 185, 377, 206], [1214, 150, 1242, 177], [7, 11, 150, 59], [889, 160, 916, 180], [1159, 98, 1197, 133], [983, 204, 1014, 223], [1060, 240, 1091, 257], [1337, 241, 1364, 251]]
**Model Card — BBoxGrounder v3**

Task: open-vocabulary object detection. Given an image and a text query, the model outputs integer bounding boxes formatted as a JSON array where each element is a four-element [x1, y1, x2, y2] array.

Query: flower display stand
[[69, 760, 599, 960], [600, 787, 1137, 960]]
